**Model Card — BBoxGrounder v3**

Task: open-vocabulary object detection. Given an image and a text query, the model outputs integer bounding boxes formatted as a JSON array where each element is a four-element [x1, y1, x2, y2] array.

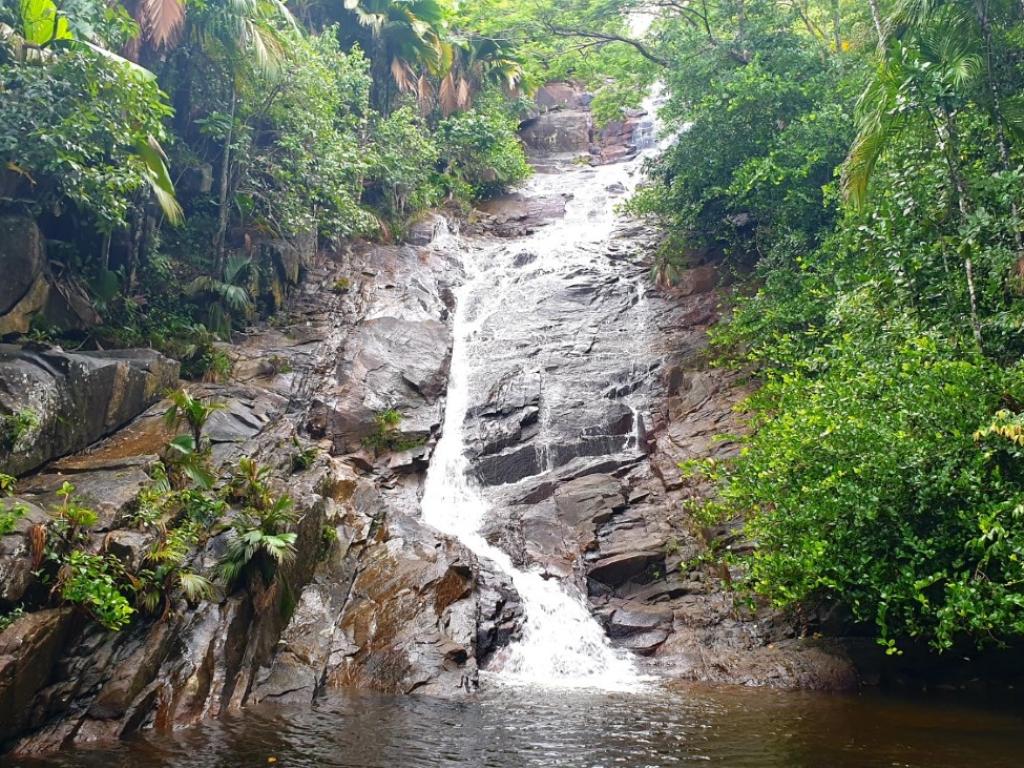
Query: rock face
[[518, 81, 654, 166], [0, 346, 180, 476], [520, 111, 593, 154], [0, 216, 49, 337], [0, 218, 518, 755]]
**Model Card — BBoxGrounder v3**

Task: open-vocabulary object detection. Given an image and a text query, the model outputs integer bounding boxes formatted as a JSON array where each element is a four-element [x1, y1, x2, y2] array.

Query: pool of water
[[11, 682, 1024, 767]]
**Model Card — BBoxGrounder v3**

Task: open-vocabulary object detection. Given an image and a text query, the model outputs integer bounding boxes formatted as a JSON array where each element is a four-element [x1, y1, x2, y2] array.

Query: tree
[[843, 11, 985, 343], [339, 0, 450, 113]]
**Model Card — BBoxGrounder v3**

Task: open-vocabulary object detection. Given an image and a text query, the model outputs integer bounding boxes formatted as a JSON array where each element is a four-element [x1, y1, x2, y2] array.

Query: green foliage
[[628, 25, 856, 282], [0, 606, 24, 632], [0, 501, 25, 536], [186, 254, 253, 338], [290, 437, 318, 473], [0, 48, 176, 232], [0, 409, 39, 453], [362, 408, 424, 453], [163, 388, 224, 448], [318, 523, 338, 561], [647, 0, 1024, 654], [365, 106, 441, 223], [239, 30, 376, 240], [437, 97, 530, 200], [59, 550, 135, 630], [704, 330, 1024, 648], [218, 486, 297, 589], [0, 472, 15, 495]]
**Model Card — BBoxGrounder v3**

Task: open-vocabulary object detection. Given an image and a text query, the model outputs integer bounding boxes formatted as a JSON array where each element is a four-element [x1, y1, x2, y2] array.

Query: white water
[[420, 100, 664, 692]]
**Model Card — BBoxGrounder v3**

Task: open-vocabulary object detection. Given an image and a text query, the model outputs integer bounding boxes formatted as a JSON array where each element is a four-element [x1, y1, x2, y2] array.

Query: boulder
[[477, 193, 571, 237], [0, 499, 48, 607], [0, 216, 49, 338], [0, 609, 74, 744], [326, 316, 451, 453], [535, 82, 588, 110], [519, 111, 593, 154], [0, 346, 180, 476], [41, 280, 103, 332]]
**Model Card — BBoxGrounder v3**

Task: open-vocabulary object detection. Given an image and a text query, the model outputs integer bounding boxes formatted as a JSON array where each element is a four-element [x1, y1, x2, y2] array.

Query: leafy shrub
[[0, 501, 26, 536], [59, 550, 135, 631], [290, 438, 318, 473], [362, 408, 425, 453], [163, 388, 224, 448], [218, 495, 298, 589], [0, 49, 173, 233], [437, 99, 530, 199], [364, 106, 441, 224], [241, 29, 377, 240], [703, 325, 1024, 652]]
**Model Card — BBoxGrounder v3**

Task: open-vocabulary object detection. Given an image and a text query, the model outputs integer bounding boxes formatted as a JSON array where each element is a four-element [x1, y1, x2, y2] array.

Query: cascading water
[[421, 98, 664, 692]]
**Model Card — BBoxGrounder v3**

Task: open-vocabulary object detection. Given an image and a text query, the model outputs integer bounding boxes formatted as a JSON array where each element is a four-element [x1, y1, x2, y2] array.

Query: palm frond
[[137, 0, 185, 50]]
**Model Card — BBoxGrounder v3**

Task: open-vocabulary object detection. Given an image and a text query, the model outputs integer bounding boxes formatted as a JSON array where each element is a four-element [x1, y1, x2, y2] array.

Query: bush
[[59, 551, 135, 631], [240, 30, 377, 240], [438, 98, 530, 199], [364, 106, 441, 224], [0, 49, 173, 233], [704, 324, 1024, 652]]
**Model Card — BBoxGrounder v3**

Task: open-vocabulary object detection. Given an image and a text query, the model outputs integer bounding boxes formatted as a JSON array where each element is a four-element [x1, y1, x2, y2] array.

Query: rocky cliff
[[0, 224, 519, 755]]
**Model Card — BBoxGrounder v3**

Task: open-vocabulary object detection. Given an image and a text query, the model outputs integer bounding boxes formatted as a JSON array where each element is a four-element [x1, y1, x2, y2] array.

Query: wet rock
[[520, 111, 592, 154], [553, 475, 626, 527], [0, 608, 74, 744], [535, 82, 589, 110], [257, 230, 316, 286], [674, 265, 718, 296], [18, 465, 152, 530], [0, 216, 48, 338], [588, 550, 664, 588], [404, 214, 449, 246], [0, 499, 47, 607], [326, 316, 451, 453], [477, 193, 571, 237], [41, 280, 103, 333], [0, 346, 179, 476]]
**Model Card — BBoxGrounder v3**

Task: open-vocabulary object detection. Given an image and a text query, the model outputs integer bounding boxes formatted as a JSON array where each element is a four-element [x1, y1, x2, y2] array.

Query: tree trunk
[[868, 0, 886, 47], [939, 107, 983, 347], [214, 85, 237, 272]]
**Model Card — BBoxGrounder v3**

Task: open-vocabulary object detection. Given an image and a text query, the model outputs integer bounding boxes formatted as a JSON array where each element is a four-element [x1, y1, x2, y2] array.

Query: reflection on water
[[11, 683, 1024, 768]]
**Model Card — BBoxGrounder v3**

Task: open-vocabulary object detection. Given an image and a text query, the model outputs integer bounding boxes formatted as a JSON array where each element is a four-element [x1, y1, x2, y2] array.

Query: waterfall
[[420, 263, 642, 691], [421, 100, 665, 692]]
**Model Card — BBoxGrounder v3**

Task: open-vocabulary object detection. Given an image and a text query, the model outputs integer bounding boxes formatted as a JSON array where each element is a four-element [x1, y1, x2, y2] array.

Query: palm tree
[[340, 0, 450, 113], [842, 10, 985, 344], [429, 35, 525, 116], [187, 253, 254, 337]]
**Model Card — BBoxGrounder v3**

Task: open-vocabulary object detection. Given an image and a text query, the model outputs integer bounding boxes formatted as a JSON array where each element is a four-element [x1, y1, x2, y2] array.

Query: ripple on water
[[9, 684, 1024, 768]]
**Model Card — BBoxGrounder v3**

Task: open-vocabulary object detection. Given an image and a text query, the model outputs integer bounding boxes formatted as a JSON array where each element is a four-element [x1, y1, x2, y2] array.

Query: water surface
[[13, 683, 1023, 768]]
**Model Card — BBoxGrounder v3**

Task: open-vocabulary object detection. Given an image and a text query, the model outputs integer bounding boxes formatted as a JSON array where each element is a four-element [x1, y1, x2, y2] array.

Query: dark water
[[11, 682, 1024, 768]]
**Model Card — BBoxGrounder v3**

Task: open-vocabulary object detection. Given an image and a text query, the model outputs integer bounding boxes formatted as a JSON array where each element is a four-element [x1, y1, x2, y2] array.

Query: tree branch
[[542, 22, 670, 66]]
